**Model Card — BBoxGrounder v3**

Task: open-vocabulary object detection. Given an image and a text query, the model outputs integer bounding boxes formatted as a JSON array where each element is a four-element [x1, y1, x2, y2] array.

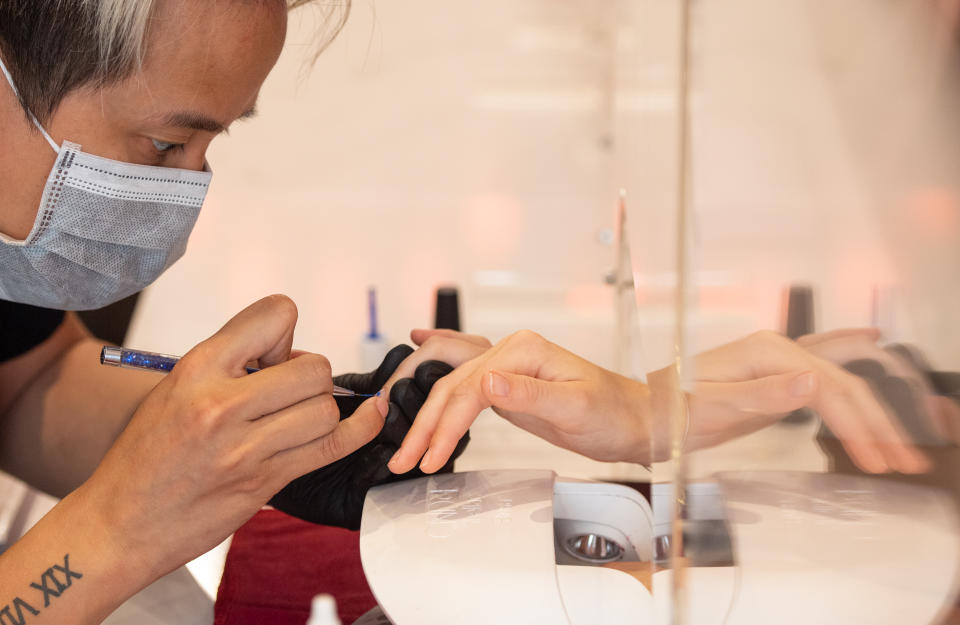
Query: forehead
[[116, 0, 287, 123]]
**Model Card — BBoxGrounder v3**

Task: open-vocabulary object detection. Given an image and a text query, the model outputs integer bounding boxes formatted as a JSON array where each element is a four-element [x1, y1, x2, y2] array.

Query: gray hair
[[0, 0, 349, 123]]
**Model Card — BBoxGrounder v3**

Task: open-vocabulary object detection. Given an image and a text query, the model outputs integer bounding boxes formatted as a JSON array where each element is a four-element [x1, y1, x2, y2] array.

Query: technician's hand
[[269, 347, 468, 529], [388, 329, 649, 474], [79, 295, 385, 578], [673, 330, 931, 473]]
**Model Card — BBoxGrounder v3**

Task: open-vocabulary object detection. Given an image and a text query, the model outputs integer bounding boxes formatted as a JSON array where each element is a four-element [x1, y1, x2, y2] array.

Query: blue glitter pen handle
[[99, 346, 376, 397]]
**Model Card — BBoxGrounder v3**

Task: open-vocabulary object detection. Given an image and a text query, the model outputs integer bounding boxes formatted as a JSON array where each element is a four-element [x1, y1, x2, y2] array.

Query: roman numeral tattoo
[[0, 599, 39, 625], [1, 555, 82, 624]]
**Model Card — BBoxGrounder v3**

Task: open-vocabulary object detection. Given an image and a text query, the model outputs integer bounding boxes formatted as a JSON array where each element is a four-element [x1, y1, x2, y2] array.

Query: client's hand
[[268, 346, 469, 530], [387, 329, 648, 473], [386, 328, 931, 476]]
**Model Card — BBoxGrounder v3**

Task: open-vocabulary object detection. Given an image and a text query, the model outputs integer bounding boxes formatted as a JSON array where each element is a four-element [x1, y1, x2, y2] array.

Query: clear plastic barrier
[[627, 1, 960, 623]]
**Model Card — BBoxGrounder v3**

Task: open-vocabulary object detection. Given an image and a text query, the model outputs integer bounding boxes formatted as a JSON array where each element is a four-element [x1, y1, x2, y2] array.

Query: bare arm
[[0, 484, 154, 625], [0, 312, 161, 497], [0, 296, 386, 625]]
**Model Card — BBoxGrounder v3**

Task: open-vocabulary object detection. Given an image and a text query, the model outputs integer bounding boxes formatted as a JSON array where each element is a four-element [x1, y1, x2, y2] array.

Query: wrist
[[646, 364, 684, 463], [69, 478, 169, 592], [615, 375, 654, 464], [0, 483, 163, 625]]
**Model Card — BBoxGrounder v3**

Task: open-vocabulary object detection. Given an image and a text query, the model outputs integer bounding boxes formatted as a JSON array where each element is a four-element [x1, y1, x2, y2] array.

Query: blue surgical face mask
[[0, 55, 212, 310]]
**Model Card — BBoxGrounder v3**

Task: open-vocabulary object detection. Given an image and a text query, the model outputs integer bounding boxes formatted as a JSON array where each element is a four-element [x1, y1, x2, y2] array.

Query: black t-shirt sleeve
[[0, 300, 65, 362]]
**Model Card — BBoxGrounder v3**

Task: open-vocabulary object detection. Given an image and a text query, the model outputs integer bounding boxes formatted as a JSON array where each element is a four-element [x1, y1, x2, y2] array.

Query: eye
[[151, 139, 183, 153]]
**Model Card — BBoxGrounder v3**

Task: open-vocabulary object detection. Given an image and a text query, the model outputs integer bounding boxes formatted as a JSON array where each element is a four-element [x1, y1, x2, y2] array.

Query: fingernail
[[902, 453, 931, 475], [376, 394, 389, 418], [790, 372, 816, 397], [488, 371, 510, 397], [388, 450, 401, 467], [420, 449, 435, 472], [868, 456, 889, 474]]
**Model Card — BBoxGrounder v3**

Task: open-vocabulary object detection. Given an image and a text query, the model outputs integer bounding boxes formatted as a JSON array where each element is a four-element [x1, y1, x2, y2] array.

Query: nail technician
[[0, 2, 472, 624]]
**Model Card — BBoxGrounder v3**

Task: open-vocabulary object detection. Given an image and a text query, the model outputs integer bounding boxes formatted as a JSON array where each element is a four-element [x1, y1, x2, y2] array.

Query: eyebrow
[[156, 105, 258, 134]]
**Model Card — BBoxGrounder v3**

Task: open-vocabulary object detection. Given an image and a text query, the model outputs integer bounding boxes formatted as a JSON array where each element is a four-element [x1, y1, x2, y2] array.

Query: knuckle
[[421, 335, 445, 352], [835, 373, 870, 404], [749, 329, 780, 345], [512, 329, 551, 359], [180, 343, 215, 369], [187, 393, 232, 433], [224, 449, 246, 474], [264, 293, 298, 324], [431, 376, 455, 397], [316, 394, 341, 427], [512, 329, 541, 344], [238, 471, 268, 496], [520, 376, 541, 403], [449, 381, 478, 406], [747, 330, 794, 356], [215, 444, 255, 479], [319, 433, 347, 461], [303, 353, 333, 380]]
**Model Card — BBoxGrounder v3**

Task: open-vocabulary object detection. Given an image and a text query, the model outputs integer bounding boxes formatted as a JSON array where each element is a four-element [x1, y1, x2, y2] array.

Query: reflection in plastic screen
[[632, 0, 960, 623]]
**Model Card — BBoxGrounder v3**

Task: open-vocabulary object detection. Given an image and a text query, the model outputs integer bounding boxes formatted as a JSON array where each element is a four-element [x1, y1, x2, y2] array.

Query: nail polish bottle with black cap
[[434, 286, 461, 332]]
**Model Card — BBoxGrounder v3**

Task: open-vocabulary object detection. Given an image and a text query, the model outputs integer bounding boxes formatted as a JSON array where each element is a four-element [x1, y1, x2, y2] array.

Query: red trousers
[[214, 509, 378, 625]]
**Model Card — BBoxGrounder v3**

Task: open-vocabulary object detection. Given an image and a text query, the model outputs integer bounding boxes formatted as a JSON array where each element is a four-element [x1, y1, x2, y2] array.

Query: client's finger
[[694, 370, 817, 416], [382, 337, 486, 397], [796, 327, 881, 347], [410, 328, 492, 348]]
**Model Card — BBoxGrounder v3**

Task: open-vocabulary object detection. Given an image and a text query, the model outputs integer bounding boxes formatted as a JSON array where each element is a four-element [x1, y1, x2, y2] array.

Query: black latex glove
[[268, 345, 470, 530]]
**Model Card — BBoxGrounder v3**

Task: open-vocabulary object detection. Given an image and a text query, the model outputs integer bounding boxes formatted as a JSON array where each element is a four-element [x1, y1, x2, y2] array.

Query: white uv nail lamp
[[358, 469, 653, 625], [358, 469, 960, 625]]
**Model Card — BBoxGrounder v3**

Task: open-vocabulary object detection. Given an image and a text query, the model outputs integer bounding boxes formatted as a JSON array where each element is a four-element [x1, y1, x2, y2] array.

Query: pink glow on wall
[[306, 263, 367, 353], [460, 192, 525, 264], [398, 250, 454, 328], [696, 284, 754, 312], [831, 245, 899, 321], [564, 282, 614, 315], [904, 187, 959, 241]]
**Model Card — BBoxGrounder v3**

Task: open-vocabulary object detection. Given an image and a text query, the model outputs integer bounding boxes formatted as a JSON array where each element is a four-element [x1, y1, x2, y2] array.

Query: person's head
[[0, 0, 347, 310], [0, 0, 347, 240]]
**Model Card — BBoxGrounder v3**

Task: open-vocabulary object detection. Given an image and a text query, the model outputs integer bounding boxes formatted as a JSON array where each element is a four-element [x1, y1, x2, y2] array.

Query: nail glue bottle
[[307, 594, 342, 625], [360, 287, 391, 371]]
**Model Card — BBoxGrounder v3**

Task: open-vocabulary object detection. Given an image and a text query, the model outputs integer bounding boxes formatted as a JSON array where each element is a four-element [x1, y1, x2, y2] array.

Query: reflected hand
[[796, 329, 960, 445], [677, 330, 931, 474]]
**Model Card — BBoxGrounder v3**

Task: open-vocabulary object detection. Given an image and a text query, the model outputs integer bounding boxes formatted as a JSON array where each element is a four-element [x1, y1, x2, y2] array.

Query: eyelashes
[[151, 139, 184, 153]]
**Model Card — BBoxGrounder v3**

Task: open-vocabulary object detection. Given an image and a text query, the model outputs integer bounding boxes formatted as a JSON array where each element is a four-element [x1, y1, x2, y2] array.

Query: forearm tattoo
[[2, 555, 82, 624]]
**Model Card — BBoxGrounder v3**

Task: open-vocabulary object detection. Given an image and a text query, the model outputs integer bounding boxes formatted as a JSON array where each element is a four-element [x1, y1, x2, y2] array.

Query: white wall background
[[127, 1, 643, 376]]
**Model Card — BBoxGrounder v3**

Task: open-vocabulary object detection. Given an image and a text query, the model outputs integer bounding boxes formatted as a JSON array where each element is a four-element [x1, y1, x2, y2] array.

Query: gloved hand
[[268, 345, 470, 530]]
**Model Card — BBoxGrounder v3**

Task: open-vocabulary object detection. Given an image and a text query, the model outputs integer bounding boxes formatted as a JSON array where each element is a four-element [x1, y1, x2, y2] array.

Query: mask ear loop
[[0, 55, 61, 154]]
